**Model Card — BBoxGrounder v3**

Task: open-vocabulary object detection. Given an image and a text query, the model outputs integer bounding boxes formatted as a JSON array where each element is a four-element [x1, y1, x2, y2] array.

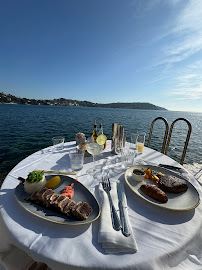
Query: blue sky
[[1, 0, 202, 112]]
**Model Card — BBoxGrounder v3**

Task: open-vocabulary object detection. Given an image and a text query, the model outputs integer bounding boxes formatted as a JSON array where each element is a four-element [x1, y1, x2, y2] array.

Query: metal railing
[[165, 118, 192, 165], [148, 117, 169, 154], [148, 117, 192, 165]]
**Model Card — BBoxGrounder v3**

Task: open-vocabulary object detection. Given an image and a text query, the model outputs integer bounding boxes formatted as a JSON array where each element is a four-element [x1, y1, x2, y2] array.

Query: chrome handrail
[[148, 117, 169, 153], [165, 118, 192, 165]]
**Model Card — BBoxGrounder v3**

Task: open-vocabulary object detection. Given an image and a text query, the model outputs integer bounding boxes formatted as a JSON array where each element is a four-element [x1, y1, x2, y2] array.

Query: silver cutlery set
[[102, 177, 131, 237]]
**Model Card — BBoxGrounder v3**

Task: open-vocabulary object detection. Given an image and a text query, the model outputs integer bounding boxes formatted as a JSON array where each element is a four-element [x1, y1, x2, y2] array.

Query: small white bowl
[[132, 169, 145, 182]]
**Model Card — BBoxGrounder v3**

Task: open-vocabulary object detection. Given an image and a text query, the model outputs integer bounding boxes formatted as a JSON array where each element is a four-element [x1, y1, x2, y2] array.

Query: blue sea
[[1, 104, 202, 183]]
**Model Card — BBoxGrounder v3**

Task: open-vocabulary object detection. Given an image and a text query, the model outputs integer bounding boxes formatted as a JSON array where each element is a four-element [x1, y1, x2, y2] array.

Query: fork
[[102, 177, 122, 231]]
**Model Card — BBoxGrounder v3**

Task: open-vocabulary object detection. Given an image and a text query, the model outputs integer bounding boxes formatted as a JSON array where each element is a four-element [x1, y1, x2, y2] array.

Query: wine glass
[[85, 137, 103, 174]]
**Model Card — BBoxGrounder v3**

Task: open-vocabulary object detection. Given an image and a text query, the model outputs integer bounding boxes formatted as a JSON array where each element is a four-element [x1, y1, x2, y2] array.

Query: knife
[[158, 164, 185, 173], [117, 182, 131, 237]]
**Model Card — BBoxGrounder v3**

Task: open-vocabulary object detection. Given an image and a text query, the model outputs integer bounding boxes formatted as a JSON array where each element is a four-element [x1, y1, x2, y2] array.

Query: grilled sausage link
[[140, 184, 168, 203]]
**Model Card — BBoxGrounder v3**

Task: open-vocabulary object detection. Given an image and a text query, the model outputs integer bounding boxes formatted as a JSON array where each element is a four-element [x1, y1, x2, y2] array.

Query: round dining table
[[0, 140, 202, 270]]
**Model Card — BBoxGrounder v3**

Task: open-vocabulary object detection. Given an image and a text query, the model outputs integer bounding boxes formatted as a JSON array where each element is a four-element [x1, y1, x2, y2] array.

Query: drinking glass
[[85, 137, 103, 173], [69, 149, 84, 171], [114, 138, 123, 155], [130, 133, 139, 150], [52, 136, 65, 151], [121, 148, 137, 168], [136, 133, 146, 153]]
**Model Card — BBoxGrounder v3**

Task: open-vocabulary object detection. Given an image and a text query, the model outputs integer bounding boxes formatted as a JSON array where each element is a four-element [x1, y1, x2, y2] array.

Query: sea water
[[0, 104, 202, 182]]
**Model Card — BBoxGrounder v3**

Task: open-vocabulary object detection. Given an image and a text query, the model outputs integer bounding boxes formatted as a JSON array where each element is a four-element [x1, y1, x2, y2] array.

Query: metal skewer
[[33, 170, 77, 175]]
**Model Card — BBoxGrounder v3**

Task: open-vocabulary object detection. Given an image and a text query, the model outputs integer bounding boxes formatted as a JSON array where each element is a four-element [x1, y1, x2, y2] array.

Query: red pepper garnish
[[18, 177, 25, 183]]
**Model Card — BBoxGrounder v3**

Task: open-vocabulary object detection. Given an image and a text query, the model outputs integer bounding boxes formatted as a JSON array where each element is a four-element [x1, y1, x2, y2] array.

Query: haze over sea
[[1, 104, 202, 183]]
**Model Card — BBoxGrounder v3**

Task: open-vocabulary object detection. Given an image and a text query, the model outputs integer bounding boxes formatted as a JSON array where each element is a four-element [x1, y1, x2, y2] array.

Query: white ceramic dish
[[124, 165, 200, 211], [131, 169, 145, 182], [15, 175, 101, 225]]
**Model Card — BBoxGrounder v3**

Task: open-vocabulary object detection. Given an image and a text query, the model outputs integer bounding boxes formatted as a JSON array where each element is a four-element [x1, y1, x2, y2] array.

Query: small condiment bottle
[[92, 120, 98, 142], [98, 120, 106, 149]]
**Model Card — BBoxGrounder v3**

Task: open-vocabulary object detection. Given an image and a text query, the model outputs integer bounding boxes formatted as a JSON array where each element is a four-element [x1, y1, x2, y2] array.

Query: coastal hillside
[[0, 92, 167, 110]]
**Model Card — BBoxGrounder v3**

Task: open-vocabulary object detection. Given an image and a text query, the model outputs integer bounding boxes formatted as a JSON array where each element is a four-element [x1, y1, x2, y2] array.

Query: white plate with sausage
[[124, 165, 200, 211]]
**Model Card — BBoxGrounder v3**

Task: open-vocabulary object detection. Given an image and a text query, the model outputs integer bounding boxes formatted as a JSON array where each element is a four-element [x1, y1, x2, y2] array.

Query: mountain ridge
[[0, 92, 167, 110]]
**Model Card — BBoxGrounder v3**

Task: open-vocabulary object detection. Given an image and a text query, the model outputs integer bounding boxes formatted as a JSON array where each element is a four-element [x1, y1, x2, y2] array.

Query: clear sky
[[1, 0, 202, 112]]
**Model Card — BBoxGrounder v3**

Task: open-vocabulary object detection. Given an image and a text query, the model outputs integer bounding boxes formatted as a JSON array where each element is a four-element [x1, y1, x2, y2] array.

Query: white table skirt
[[0, 141, 202, 270]]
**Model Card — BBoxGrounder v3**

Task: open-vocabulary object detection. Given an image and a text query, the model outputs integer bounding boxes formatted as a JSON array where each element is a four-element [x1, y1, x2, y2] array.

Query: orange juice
[[137, 142, 144, 152]]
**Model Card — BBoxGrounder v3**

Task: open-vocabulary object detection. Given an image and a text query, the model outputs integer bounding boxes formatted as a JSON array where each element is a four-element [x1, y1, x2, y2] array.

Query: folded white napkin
[[98, 181, 138, 254]]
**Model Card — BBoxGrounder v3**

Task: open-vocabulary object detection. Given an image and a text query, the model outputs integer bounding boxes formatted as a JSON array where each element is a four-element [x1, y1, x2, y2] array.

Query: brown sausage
[[140, 184, 168, 203]]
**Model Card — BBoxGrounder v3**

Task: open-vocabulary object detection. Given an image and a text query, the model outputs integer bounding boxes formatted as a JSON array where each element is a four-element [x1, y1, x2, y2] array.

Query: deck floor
[[183, 162, 202, 185]]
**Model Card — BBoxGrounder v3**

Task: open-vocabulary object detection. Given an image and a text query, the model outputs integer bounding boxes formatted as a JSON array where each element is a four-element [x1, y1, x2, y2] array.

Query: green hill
[[0, 92, 167, 110]]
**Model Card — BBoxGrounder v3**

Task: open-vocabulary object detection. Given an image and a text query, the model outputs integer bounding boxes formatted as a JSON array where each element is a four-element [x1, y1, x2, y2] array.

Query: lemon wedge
[[96, 134, 107, 146], [45, 176, 61, 188]]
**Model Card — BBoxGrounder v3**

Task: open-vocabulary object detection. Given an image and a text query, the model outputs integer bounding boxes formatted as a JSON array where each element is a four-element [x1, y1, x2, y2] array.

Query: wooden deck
[[183, 162, 202, 185]]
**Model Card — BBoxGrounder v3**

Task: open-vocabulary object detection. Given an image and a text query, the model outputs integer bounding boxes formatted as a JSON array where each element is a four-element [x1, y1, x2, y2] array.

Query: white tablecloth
[[0, 141, 202, 270]]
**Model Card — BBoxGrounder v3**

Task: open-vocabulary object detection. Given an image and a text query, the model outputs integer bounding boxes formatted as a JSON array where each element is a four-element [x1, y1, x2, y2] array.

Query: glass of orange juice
[[136, 133, 146, 153]]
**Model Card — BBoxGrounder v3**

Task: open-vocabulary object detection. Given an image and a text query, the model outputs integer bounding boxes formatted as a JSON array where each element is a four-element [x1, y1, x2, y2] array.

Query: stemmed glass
[[85, 137, 103, 174]]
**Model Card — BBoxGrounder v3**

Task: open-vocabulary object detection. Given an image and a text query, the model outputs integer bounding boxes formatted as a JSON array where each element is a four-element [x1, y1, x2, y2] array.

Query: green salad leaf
[[26, 171, 44, 183]]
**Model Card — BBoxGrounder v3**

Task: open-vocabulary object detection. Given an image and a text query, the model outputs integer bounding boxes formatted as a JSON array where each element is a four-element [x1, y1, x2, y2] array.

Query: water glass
[[130, 133, 139, 150], [121, 148, 137, 168], [52, 136, 65, 151], [69, 150, 84, 171], [136, 133, 146, 153]]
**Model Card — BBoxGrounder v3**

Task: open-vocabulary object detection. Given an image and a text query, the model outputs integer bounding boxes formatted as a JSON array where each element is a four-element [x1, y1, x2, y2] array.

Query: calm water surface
[[1, 104, 202, 182]]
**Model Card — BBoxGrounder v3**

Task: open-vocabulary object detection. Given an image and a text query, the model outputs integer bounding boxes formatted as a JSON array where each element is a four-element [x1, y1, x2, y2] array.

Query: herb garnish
[[26, 171, 44, 183]]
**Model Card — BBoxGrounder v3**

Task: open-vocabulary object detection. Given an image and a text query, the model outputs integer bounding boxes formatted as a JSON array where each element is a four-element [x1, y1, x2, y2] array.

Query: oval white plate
[[15, 175, 101, 225], [124, 165, 200, 211]]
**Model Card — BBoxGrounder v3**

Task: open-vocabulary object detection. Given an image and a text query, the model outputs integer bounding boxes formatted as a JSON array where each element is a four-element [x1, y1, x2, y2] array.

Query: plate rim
[[15, 175, 101, 225], [124, 165, 200, 211]]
